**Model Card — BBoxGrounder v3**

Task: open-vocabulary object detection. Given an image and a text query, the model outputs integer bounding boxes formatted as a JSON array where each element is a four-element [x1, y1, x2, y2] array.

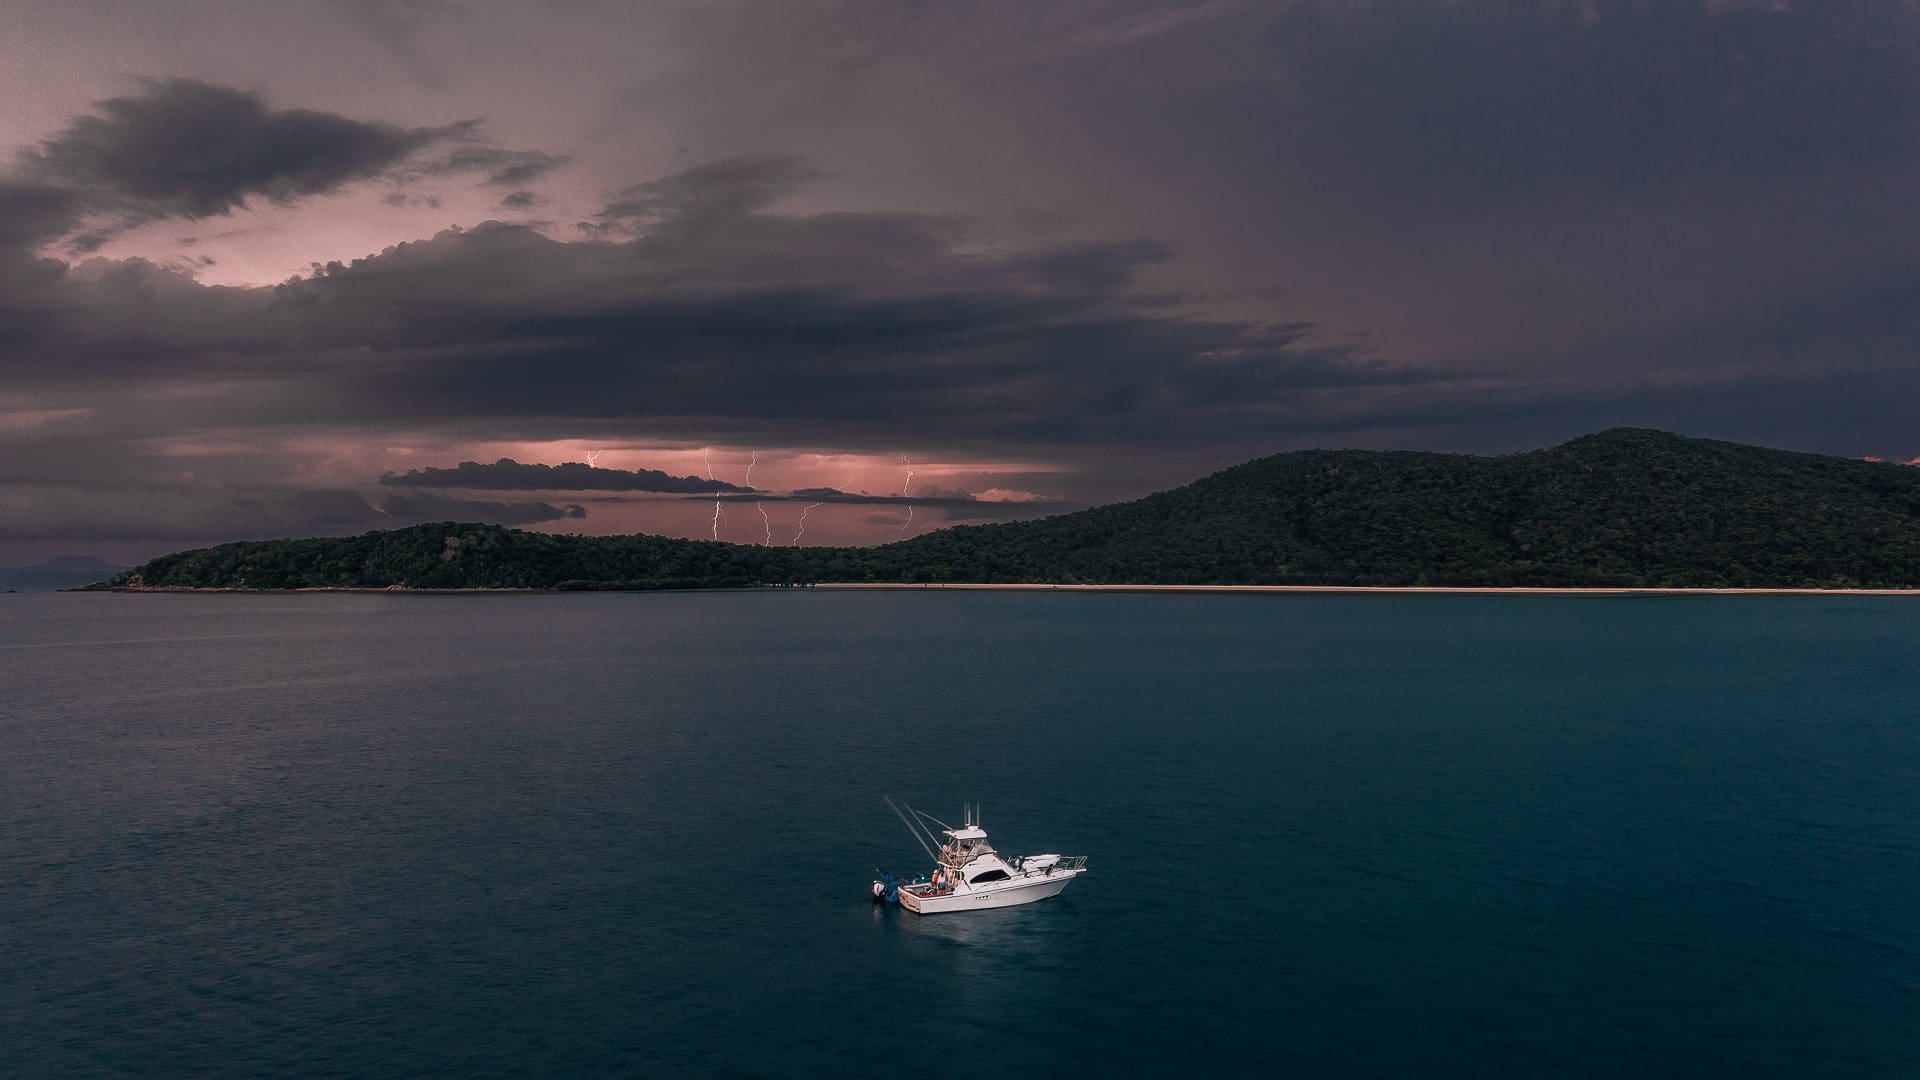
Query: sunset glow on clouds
[[5, 2, 1920, 562]]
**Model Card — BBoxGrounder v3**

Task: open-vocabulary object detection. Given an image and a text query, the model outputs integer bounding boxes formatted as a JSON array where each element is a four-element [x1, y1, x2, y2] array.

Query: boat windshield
[[941, 836, 993, 864]]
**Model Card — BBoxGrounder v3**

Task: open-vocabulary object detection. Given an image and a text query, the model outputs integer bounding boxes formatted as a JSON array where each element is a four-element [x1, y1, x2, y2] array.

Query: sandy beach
[[813, 583, 1920, 596], [74, 583, 1920, 596]]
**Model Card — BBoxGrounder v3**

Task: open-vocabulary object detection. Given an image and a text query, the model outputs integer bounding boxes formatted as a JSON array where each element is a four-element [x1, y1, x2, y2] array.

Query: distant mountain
[[94, 430, 1920, 590], [38, 555, 122, 570]]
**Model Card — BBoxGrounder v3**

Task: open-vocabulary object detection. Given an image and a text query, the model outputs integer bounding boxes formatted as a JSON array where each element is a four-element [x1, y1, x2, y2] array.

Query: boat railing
[[1053, 856, 1088, 872]]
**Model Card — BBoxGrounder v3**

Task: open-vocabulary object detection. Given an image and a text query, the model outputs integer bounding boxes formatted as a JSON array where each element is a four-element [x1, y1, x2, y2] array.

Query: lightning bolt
[[895, 458, 915, 540], [704, 446, 723, 541], [721, 447, 768, 541], [792, 502, 824, 545], [584, 450, 604, 467]]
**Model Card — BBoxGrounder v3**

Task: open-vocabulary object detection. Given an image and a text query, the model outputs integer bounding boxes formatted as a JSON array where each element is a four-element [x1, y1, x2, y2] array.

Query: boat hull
[[898, 869, 1083, 914]]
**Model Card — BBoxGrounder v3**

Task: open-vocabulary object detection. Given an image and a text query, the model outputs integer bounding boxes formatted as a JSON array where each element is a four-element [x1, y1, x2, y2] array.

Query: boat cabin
[[937, 825, 1018, 885]]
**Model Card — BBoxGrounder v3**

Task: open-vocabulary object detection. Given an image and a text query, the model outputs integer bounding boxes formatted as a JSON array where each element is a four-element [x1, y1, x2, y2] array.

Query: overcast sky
[[4, 0, 1918, 562]]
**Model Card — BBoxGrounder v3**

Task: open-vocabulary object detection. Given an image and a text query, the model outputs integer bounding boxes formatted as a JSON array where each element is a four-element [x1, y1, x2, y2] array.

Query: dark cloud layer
[[2, 152, 1406, 456], [382, 458, 746, 493], [8, 77, 569, 262], [23, 78, 463, 221], [9, 135, 1918, 548], [0, 178, 81, 249]]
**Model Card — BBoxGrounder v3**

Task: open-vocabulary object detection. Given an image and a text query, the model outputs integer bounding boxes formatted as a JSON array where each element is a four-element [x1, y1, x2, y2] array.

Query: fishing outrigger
[[872, 797, 1088, 914]]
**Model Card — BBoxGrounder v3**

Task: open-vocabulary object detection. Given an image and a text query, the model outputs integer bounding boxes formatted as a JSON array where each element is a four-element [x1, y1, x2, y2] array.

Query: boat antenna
[[906, 801, 950, 853], [913, 805, 954, 833], [882, 794, 939, 862]]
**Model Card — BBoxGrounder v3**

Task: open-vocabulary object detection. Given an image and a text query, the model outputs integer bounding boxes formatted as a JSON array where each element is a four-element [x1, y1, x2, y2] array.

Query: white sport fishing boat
[[872, 798, 1087, 914]]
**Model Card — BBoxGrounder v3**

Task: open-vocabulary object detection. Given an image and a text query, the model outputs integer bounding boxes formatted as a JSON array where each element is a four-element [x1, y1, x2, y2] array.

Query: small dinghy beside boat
[[873, 798, 1087, 914]]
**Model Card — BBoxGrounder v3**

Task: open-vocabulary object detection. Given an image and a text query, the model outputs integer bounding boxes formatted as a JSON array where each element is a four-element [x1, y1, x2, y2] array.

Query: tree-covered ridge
[[104, 429, 1920, 590]]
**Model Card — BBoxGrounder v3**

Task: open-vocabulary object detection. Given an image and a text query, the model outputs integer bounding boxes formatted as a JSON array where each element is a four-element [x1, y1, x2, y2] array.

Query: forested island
[[88, 430, 1920, 591]]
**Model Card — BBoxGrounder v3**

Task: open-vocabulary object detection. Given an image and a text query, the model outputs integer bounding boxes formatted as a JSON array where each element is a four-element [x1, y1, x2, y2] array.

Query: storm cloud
[[22, 78, 464, 221], [1, 153, 1411, 452], [382, 458, 747, 493]]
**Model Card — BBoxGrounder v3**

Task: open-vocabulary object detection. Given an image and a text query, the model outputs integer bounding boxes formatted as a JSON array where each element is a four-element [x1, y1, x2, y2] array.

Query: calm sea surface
[[3, 591, 1917, 1076], [0, 567, 126, 594]]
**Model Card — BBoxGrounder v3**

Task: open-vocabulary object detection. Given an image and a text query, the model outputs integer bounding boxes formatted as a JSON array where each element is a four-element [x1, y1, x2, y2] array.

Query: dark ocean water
[[3, 591, 1917, 1076], [0, 567, 123, 593]]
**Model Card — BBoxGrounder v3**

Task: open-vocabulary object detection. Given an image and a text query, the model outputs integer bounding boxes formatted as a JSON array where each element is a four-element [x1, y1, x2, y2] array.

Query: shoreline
[[814, 583, 1920, 596], [71, 583, 1920, 596]]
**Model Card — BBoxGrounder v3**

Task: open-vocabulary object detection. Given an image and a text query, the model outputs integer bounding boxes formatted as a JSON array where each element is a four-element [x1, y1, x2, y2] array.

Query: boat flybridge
[[873, 797, 1088, 914]]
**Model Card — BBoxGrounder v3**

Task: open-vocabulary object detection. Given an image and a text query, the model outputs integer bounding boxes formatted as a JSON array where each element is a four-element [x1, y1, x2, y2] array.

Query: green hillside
[[99, 430, 1920, 590]]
